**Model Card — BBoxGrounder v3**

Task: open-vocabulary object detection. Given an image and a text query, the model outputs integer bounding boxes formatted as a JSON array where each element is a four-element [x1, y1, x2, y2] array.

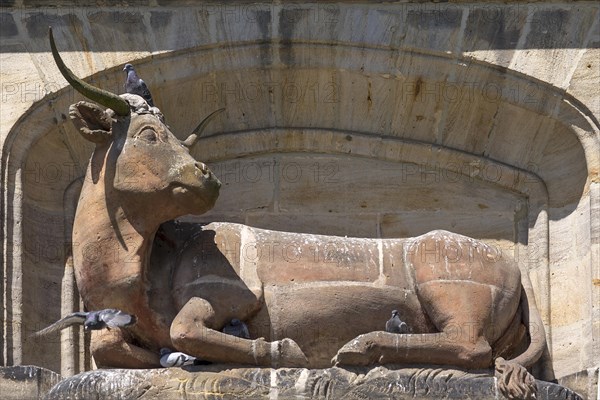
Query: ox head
[[49, 28, 221, 220]]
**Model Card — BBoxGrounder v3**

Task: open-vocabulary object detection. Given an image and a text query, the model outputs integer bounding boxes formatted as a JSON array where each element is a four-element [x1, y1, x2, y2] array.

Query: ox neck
[[75, 187, 162, 272], [72, 145, 165, 306], [72, 190, 169, 345], [70, 143, 175, 348]]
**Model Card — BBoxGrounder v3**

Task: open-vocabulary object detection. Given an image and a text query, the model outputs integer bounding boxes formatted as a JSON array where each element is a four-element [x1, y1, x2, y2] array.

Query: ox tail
[[495, 278, 547, 400], [508, 284, 546, 368]]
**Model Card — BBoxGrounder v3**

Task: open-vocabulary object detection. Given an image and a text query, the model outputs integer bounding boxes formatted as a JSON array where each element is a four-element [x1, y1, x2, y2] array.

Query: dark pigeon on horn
[[124, 63, 154, 107], [222, 318, 250, 339], [31, 309, 136, 337], [385, 310, 409, 334]]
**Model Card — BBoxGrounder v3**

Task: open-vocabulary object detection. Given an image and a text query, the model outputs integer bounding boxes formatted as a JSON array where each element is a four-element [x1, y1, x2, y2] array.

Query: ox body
[[166, 222, 524, 368]]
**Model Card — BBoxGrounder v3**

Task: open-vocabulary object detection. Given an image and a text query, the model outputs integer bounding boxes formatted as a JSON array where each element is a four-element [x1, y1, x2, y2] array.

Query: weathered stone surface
[[45, 366, 583, 400], [1, 4, 598, 398], [0, 366, 61, 400], [558, 367, 599, 400]]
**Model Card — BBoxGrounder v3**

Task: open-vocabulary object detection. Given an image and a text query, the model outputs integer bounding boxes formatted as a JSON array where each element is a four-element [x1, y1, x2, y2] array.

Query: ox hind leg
[[333, 282, 495, 368], [170, 297, 308, 367]]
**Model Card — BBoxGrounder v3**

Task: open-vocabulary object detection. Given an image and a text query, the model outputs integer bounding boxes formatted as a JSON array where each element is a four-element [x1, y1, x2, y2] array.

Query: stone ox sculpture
[[50, 28, 545, 399]]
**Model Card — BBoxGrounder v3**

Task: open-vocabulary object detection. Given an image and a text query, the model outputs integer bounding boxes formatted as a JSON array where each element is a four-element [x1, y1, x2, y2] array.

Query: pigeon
[[123, 63, 154, 107], [31, 309, 136, 337], [385, 310, 409, 334], [222, 318, 250, 339], [159, 348, 208, 367]]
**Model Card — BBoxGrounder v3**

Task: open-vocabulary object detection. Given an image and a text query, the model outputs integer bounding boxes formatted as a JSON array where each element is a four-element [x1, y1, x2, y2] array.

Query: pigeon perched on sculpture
[[31, 309, 136, 337], [159, 348, 207, 367], [385, 310, 409, 334], [123, 63, 154, 107], [222, 318, 250, 339]]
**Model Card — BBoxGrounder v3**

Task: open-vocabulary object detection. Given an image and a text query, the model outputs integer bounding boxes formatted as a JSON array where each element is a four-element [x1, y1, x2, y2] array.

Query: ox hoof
[[495, 357, 537, 400], [276, 338, 309, 367], [331, 340, 374, 366]]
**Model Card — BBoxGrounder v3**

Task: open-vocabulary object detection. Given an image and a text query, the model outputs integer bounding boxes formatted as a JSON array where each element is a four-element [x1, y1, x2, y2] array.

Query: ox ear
[[69, 101, 113, 144]]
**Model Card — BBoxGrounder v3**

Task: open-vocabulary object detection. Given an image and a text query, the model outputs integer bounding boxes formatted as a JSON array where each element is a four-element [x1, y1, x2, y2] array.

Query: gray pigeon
[[123, 63, 154, 107], [159, 348, 208, 367], [31, 309, 136, 337], [222, 318, 250, 339], [385, 310, 408, 334]]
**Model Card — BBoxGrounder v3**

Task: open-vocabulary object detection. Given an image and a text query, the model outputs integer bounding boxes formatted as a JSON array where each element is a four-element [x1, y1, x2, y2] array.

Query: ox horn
[[181, 108, 226, 148], [49, 27, 130, 117]]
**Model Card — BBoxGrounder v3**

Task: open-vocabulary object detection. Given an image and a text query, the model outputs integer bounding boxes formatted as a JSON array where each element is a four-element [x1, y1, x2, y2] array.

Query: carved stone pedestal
[[45, 366, 583, 400]]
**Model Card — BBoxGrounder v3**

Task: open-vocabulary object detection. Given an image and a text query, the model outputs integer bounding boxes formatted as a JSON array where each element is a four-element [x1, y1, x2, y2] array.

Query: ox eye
[[137, 129, 158, 143]]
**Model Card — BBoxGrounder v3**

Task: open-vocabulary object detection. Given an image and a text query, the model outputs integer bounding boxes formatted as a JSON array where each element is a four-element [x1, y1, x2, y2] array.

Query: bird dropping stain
[[367, 81, 373, 112]]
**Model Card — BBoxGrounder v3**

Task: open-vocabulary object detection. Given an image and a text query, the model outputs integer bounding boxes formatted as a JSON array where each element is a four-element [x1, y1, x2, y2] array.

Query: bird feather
[[101, 309, 136, 327], [31, 312, 87, 337]]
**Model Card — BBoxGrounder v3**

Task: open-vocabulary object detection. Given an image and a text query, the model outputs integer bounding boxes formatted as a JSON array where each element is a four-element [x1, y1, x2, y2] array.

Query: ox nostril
[[195, 162, 209, 177]]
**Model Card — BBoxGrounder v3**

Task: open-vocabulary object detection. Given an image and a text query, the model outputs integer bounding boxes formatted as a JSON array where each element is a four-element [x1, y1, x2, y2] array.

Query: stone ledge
[[0, 366, 61, 400], [558, 367, 599, 400], [45, 365, 583, 400], [5, 1, 589, 8]]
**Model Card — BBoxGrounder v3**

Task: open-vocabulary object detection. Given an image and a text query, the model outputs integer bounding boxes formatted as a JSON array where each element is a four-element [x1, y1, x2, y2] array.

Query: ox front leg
[[171, 297, 308, 367], [91, 329, 160, 368]]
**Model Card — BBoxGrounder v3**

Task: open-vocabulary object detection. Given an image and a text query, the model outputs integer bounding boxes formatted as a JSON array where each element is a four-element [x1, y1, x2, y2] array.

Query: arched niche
[[1, 42, 597, 378]]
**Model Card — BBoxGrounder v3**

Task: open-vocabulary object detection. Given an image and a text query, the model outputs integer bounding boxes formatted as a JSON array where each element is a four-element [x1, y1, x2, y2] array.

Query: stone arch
[[1, 41, 597, 377]]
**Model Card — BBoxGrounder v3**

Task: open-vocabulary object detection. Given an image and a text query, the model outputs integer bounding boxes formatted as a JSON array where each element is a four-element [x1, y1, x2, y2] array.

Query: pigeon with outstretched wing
[[31, 309, 136, 337], [123, 63, 154, 107]]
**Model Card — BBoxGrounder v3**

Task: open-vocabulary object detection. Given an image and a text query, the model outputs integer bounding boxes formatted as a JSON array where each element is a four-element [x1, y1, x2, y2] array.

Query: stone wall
[[1, 1, 598, 395]]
